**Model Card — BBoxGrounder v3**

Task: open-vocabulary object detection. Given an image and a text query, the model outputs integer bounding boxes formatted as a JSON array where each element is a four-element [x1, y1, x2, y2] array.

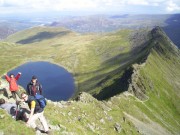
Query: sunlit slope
[[126, 27, 180, 134], [129, 27, 180, 100]]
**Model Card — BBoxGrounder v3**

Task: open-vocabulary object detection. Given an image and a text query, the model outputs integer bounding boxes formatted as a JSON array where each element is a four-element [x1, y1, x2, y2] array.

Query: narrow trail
[[124, 112, 172, 135]]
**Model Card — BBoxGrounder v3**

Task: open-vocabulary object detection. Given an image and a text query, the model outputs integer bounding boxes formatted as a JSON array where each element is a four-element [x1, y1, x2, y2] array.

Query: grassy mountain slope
[[127, 27, 180, 134], [0, 27, 179, 134]]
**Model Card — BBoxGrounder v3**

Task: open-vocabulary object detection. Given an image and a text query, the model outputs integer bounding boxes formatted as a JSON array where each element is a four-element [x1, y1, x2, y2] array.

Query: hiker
[[21, 92, 49, 134], [0, 81, 9, 98], [4, 72, 22, 100], [27, 75, 42, 96], [0, 98, 28, 121]]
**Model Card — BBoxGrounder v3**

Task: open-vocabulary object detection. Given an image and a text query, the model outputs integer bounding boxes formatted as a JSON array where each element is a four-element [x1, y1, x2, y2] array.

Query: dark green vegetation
[[0, 26, 179, 134]]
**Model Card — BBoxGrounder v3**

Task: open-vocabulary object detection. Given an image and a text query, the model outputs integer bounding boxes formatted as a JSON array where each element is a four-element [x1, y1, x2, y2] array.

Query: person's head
[[0, 98, 5, 105], [21, 92, 28, 101], [9, 73, 14, 78], [31, 75, 37, 83]]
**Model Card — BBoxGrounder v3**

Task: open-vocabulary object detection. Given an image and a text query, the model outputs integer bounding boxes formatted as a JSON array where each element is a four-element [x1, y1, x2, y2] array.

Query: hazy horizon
[[0, 0, 180, 18]]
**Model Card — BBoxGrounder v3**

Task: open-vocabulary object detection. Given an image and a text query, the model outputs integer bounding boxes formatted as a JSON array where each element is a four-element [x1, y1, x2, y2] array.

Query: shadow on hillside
[[74, 50, 131, 92], [76, 34, 152, 100], [95, 48, 150, 100], [16, 31, 70, 44], [102, 52, 130, 66], [162, 14, 180, 48], [75, 52, 134, 100], [74, 50, 133, 77], [93, 67, 133, 100], [76, 53, 132, 94]]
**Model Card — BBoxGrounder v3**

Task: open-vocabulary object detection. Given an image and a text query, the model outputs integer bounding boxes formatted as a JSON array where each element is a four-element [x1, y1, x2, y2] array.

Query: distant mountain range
[[1, 14, 180, 48], [49, 14, 168, 33], [48, 14, 180, 48]]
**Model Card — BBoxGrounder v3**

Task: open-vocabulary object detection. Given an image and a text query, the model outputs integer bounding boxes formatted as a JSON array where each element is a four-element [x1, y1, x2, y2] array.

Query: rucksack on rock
[[34, 94, 47, 108]]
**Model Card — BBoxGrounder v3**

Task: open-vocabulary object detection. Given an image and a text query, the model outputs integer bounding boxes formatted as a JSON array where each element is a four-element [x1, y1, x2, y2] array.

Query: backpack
[[34, 94, 47, 109]]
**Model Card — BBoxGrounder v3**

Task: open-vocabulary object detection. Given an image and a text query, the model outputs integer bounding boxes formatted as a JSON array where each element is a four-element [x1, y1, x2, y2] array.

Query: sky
[[0, 0, 180, 16]]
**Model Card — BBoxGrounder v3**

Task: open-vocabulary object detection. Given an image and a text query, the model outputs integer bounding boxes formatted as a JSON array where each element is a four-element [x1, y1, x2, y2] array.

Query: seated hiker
[[27, 76, 42, 96], [21, 92, 49, 134], [0, 98, 29, 122]]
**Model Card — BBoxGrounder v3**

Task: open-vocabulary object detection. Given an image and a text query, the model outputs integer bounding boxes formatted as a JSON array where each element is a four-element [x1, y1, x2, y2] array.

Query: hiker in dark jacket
[[27, 76, 42, 96]]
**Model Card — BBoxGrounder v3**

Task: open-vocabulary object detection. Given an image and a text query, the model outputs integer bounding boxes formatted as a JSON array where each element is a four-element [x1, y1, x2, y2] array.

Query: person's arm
[[27, 84, 30, 95], [26, 101, 35, 124], [15, 72, 21, 80], [4, 74, 10, 82], [39, 84, 42, 95]]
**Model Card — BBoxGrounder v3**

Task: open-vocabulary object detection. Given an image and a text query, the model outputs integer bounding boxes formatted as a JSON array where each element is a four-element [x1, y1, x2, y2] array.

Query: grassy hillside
[[127, 27, 180, 134], [0, 27, 179, 134]]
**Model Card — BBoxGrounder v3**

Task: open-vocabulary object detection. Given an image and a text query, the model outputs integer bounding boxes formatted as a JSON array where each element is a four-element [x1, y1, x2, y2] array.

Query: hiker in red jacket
[[4, 72, 22, 100]]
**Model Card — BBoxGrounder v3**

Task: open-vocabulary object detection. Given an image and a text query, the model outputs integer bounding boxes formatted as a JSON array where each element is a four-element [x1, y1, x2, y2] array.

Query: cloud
[[53, 0, 97, 11], [127, 0, 149, 5], [0, 0, 97, 10], [0, 0, 180, 14], [166, 0, 180, 12]]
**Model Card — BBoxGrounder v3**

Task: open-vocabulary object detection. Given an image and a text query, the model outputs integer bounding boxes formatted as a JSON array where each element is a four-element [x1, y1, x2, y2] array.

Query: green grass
[[129, 29, 180, 134], [0, 110, 34, 135]]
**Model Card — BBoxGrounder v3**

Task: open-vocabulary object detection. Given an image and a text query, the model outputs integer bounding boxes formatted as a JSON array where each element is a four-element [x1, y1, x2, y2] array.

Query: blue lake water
[[7, 61, 75, 101]]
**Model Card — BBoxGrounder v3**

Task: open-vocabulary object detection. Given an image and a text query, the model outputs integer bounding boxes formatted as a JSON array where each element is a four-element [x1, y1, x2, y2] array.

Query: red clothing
[[5, 73, 21, 91]]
